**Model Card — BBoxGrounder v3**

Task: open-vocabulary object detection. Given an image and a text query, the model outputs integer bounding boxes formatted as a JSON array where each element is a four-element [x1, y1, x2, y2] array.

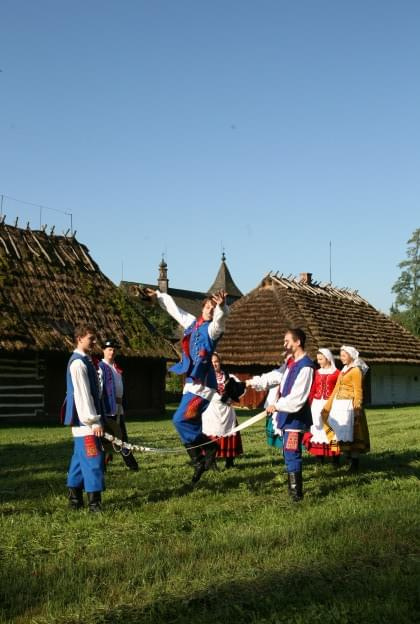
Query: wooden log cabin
[[0, 220, 177, 423]]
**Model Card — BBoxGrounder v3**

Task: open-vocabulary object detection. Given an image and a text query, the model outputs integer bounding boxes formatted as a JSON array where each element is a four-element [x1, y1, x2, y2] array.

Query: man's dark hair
[[74, 323, 96, 343], [286, 327, 306, 349]]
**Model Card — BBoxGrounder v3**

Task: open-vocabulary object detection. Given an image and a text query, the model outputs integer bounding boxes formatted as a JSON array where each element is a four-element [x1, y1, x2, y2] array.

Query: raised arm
[[208, 290, 229, 340], [146, 288, 196, 329]]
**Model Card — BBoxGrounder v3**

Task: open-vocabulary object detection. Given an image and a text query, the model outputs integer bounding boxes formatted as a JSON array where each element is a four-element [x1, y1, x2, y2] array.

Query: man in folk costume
[[265, 328, 314, 501], [146, 287, 228, 484], [99, 339, 139, 471], [63, 324, 104, 512]]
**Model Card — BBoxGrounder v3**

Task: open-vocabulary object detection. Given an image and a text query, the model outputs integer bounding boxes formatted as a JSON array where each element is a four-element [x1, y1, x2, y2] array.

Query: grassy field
[[0, 406, 419, 624]]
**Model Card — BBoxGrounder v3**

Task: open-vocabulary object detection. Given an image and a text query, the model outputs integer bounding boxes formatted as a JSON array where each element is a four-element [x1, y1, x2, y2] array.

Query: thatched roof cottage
[[0, 220, 177, 421], [217, 272, 420, 407]]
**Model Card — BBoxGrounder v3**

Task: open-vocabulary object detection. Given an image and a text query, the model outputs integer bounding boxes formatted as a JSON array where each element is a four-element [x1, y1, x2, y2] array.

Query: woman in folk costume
[[202, 352, 243, 468], [146, 287, 228, 484], [303, 348, 340, 461], [245, 355, 293, 452], [321, 345, 370, 472]]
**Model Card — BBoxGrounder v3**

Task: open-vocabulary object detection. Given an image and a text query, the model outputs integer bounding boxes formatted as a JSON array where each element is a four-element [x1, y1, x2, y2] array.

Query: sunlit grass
[[0, 406, 419, 624]]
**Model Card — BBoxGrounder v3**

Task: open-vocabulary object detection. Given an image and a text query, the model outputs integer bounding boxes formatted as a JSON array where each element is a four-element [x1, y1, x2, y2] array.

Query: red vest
[[309, 369, 340, 403]]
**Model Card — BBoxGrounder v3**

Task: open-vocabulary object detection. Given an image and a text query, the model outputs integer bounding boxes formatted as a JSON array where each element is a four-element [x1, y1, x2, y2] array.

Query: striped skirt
[[208, 432, 243, 458]]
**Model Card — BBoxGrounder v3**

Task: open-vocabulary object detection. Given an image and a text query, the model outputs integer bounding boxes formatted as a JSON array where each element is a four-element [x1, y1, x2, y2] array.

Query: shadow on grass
[[304, 449, 420, 499], [56, 555, 418, 624], [1, 438, 418, 507]]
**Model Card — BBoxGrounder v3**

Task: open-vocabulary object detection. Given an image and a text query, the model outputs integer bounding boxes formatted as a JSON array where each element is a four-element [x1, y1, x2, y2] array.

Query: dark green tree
[[390, 228, 420, 337]]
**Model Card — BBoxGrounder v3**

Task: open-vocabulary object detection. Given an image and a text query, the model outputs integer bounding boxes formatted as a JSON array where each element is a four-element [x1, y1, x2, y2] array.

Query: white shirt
[[157, 291, 228, 398], [247, 364, 287, 392], [70, 349, 101, 437], [273, 355, 313, 414], [156, 291, 228, 341]]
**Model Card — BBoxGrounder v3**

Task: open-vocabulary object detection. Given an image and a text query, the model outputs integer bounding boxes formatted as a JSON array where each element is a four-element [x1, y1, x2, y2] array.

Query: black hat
[[103, 339, 120, 349]]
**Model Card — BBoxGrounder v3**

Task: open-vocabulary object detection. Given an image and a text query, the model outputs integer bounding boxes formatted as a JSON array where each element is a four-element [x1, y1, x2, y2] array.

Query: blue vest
[[64, 352, 101, 426], [275, 355, 314, 430], [99, 360, 117, 416], [170, 318, 218, 389]]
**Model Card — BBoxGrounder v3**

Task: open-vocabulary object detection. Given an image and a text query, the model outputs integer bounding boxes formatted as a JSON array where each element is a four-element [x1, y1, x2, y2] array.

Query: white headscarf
[[341, 345, 369, 376], [317, 348, 337, 374]]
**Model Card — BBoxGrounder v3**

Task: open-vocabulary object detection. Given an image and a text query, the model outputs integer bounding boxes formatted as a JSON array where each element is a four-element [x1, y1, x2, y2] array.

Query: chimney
[[299, 272, 312, 285], [158, 257, 169, 293]]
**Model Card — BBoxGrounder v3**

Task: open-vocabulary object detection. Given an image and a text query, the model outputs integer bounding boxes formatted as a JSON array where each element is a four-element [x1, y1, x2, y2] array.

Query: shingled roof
[[207, 253, 243, 299], [121, 253, 242, 321], [0, 221, 176, 359], [217, 272, 420, 366]]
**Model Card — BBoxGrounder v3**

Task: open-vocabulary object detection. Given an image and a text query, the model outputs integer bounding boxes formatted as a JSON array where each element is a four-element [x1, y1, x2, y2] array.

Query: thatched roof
[[0, 221, 177, 359], [217, 272, 420, 366]]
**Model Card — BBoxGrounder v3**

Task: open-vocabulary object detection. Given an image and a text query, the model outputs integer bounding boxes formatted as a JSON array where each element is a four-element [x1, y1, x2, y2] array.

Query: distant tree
[[390, 228, 420, 337]]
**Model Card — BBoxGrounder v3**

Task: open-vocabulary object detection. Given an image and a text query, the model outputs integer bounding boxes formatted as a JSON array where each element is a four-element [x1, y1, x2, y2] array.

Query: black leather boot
[[332, 455, 340, 469], [203, 439, 218, 471], [348, 457, 359, 473], [189, 434, 219, 472], [68, 487, 84, 510], [287, 472, 303, 502], [185, 445, 206, 484], [225, 457, 235, 469], [87, 491, 102, 512]]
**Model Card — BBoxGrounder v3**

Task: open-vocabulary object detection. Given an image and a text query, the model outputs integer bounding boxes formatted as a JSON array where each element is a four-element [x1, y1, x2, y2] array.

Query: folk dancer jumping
[[146, 288, 228, 484]]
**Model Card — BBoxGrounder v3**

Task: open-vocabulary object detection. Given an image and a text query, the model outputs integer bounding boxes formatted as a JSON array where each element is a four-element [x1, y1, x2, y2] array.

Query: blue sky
[[1, 0, 419, 312]]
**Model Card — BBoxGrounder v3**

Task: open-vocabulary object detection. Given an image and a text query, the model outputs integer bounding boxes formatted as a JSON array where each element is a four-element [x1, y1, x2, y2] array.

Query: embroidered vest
[[99, 361, 120, 416], [170, 318, 218, 388], [275, 355, 314, 430], [310, 369, 339, 401], [63, 352, 101, 426]]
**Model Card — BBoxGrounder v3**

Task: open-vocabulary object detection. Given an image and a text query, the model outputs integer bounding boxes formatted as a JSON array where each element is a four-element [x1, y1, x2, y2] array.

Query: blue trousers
[[173, 392, 209, 444], [283, 430, 304, 473], [67, 436, 105, 493]]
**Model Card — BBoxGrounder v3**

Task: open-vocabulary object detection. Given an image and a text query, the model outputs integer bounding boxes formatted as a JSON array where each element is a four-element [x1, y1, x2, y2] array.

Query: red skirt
[[209, 433, 243, 458], [302, 432, 340, 457]]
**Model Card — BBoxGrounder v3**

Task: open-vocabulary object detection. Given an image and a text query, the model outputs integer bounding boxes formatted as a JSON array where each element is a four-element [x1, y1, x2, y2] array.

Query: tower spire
[[158, 255, 168, 293]]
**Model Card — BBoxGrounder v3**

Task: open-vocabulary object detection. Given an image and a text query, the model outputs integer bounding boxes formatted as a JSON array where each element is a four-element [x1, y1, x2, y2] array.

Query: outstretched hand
[[211, 289, 227, 306]]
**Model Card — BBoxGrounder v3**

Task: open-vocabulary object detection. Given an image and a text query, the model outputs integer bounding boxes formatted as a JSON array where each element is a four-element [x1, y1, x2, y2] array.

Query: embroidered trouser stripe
[[67, 436, 105, 492], [283, 430, 304, 473]]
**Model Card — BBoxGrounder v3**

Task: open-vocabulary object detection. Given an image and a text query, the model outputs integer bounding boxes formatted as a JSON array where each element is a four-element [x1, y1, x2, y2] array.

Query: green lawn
[[0, 406, 419, 624]]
